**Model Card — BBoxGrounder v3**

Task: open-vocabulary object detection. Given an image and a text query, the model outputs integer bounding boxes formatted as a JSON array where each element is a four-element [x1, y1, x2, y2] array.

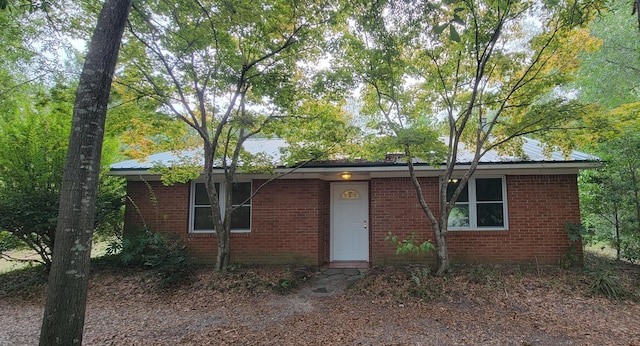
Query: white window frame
[[446, 176, 508, 231], [189, 180, 252, 233]]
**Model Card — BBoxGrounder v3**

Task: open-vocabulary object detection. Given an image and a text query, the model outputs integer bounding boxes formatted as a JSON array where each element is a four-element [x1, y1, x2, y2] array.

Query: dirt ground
[[1, 254, 640, 346]]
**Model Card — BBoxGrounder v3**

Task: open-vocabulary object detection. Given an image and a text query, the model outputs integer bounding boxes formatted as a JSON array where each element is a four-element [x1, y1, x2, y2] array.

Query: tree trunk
[[39, 1, 131, 345], [434, 222, 450, 275], [216, 231, 230, 271], [202, 144, 232, 273]]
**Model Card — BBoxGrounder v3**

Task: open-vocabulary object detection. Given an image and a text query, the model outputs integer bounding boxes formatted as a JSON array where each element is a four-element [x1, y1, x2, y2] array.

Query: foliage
[[575, 0, 639, 111], [94, 176, 127, 241], [546, 0, 640, 150], [0, 230, 25, 253], [119, 0, 349, 271], [106, 83, 200, 160], [559, 222, 587, 268], [106, 179, 188, 287], [0, 82, 126, 269], [385, 232, 435, 256], [107, 227, 191, 287], [0, 83, 71, 269], [587, 268, 625, 301], [341, 0, 604, 274], [620, 237, 640, 263], [0, 190, 58, 268], [580, 133, 640, 262], [571, 0, 640, 265]]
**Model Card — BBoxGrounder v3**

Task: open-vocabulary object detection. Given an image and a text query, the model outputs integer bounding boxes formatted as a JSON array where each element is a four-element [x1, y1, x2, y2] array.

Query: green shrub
[[0, 231, 24, 252], [621, 238, 640, 263], [385, 232, 435, 255], [588, 269, 625, 301], [560, 222, 587, 268], [107, 227, 191, 287]]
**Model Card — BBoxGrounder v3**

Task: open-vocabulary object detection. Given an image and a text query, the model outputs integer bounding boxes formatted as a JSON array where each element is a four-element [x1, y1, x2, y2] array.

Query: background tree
[[120, 0, 349, 272], [0, 81, 123, 268], [576, 0, 639, 111], [580, 134, 640, 261], [571, 0, 640, 261], [106, 82, 201, 160], [0, 84, 70, 269], [0, 2, 124, 267], [341, 0, 603, 274]]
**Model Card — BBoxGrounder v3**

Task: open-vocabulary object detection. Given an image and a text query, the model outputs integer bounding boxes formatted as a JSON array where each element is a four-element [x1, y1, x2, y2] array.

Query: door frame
[[330, 181, 370, 262]]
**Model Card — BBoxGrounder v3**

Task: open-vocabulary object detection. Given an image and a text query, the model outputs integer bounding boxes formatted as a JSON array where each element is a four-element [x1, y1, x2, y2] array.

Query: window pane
[[231, 206, 251, 229], [194, 183, 210, 205], [448, 205, 469, 227], [193, 207, 213, 230], [477, 203, 504, 227], [447, 180, 469, 202], [476, 178, 503, 201], [232, 182, 252, 205], [195, 183, 221, 205]]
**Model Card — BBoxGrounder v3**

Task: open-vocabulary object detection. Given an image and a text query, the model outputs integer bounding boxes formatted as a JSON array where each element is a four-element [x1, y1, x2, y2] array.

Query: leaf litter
[[1, 254, 639, 345]]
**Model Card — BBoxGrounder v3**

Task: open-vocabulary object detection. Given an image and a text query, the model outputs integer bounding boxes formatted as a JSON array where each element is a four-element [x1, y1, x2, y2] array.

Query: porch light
[[340, 172, 352, 180]]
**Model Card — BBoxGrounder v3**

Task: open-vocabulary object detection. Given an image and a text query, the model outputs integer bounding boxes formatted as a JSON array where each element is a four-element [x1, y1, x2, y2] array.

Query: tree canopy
[[574, 0, 640, 263], [118, 0, 352, 271], [337, 0, 605, 273]]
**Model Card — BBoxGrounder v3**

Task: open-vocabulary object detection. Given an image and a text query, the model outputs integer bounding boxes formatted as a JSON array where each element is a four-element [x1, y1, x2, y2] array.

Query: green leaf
[[433, 23, 448, 35], [449, 25, 461, 42]]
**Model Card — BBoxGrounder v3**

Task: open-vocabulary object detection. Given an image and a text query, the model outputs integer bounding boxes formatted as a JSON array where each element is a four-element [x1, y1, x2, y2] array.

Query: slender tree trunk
[[39, 1, 131, 345], [434, 221, 450, 275], [404, 146, 455, 275], [202, 143, 232, 273], [217, 230, 230, 271]]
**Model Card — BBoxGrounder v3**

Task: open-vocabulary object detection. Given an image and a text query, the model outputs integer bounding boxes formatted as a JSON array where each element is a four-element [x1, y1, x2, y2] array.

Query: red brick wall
[[124, 179, 326, 265], [370, 175, 582, 265], [123, 181, 190, 236], [124, 174, 582, 266], [370, 177, 439, 264]]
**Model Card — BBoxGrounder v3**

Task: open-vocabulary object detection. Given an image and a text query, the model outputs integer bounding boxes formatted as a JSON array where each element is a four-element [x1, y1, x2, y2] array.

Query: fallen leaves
[[1, 256, 640, 345]]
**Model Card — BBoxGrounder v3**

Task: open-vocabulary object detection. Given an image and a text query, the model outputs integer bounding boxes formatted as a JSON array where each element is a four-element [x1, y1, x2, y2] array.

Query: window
[[341, 189, 361, 199], [446, 177, 507, 230], [190, 181, 251, 233]]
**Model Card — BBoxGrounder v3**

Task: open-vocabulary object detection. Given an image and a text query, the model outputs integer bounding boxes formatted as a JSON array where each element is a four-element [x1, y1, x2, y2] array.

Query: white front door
[[331, 182, 369, 261]]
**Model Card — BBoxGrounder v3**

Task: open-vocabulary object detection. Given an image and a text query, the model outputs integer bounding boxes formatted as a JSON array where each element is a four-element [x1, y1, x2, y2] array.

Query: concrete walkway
[[298, 268, 366, 297]]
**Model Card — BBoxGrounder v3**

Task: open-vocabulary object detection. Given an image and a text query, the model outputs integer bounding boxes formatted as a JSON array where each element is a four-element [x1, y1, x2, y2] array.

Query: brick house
[[110, 138, 599, 267]]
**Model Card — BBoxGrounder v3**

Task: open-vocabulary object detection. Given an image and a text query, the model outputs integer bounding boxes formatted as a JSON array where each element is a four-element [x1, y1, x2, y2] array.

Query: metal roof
[[110, 138, 288, 170], [453, 137, 599, 163], [110, 137, 599, 172]]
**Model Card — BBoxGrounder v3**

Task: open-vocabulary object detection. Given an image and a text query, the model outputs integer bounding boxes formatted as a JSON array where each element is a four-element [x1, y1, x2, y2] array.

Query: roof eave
[[110, 160, 601, 180]]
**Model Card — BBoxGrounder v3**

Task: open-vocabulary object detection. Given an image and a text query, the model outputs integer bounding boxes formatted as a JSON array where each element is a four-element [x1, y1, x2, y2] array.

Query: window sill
[[189, 230, 251, 234], [448, 227, 508, 232]]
